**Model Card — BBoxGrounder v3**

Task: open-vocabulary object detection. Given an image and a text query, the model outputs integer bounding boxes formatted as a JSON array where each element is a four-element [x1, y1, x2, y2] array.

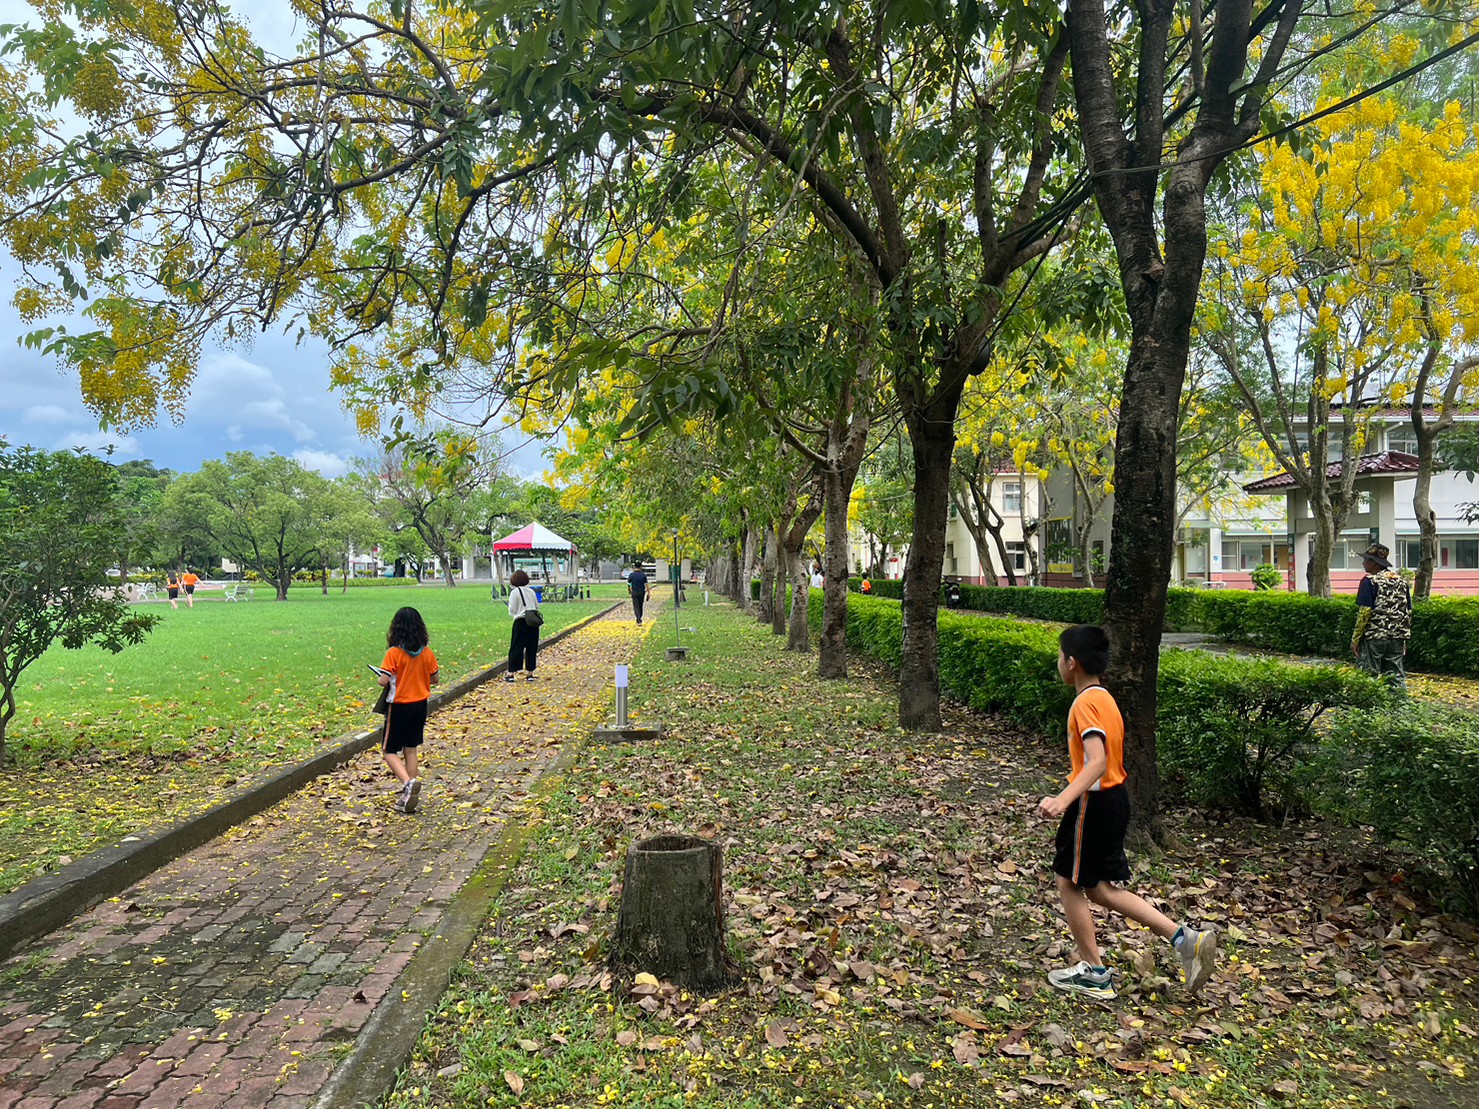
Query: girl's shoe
[[504, 673, 518, 682], [526, 673, 539, 681]]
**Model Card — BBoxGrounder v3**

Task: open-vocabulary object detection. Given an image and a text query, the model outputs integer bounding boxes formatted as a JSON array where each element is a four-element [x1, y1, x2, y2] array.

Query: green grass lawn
[[0, 582, 629, 893]]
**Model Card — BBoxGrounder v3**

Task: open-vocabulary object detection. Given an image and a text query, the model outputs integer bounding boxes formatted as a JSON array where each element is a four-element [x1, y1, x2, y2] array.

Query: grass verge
[[0, 584, 629, 893], [385, 598, 1479, 1109]]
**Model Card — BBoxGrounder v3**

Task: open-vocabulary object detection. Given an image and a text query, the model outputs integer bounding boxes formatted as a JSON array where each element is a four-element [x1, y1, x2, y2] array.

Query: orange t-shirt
[[181, 573, 199, 588], [381, 645, 439, 703], [1066, 686, 1126, 790]]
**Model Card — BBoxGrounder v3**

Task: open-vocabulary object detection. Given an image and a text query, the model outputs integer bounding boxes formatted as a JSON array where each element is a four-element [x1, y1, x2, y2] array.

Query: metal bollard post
[[615, 664, 629, 727], [704, 591, 710, 606]]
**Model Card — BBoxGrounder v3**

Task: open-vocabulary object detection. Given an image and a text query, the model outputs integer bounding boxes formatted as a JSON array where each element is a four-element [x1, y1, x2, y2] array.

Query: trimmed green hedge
[[1326, 702, 1479, 916], [889, 580, 1479, 678]]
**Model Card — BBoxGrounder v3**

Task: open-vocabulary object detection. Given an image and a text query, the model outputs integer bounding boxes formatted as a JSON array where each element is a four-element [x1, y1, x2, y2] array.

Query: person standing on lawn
[[1351, 542, 1411, 692], [1039, 624, 1218, 1001], [165, 571, 180, 609], [180, 568, 200, 608], [376, 606, 439, 814], [505, 569, 542, 680], [627, 566, 651, 626]]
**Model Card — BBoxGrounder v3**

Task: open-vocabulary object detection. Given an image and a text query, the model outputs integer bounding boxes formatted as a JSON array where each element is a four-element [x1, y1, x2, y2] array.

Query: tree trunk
[[737, 526, 757, 610], [757, 527, 777, 624], [441, 553, 457, 587], [321, 564, 329, 594], [786, 548, 812, 651], [1414, 464, 1437, 600], [772, 542, 788, 637], [899, 393, 961, 731], [819, 469, 854, 677], [609, 834, 734, 992]]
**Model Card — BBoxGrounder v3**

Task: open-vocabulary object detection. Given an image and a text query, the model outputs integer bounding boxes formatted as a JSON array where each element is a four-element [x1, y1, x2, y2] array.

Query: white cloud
[[225, 424, 244, 441], [293, 448, 350, 477], [54, 430, 141, 458], [24, 404, 72, 423]]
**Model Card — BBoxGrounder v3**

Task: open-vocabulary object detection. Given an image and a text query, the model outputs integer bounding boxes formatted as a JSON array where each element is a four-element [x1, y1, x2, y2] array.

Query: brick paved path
[[0, 603, 654, 1109]]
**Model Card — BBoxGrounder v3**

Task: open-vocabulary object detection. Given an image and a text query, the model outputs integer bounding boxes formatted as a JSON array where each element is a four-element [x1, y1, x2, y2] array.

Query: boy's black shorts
[[382, 699, 429, 755], [1053, 785, 1132, 888]]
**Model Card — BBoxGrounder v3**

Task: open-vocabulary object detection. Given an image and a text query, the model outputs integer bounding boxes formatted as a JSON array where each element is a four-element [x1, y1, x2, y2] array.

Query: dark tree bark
[[610, 835, 735, 992], [819, 466, 856, 676], [781, 486, 824, 651], [897, 386, 964, 731], [1067, 0, 1303, 836]]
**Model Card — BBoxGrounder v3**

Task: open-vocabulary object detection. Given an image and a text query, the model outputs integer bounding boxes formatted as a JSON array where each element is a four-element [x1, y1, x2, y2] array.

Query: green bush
[[1193, 591, 1355, 656], [1156, 650, 1385, 815], [1249, 563, 1282, 591], [1326, 702, 1479, 916], [824, 591, 1382, 815]]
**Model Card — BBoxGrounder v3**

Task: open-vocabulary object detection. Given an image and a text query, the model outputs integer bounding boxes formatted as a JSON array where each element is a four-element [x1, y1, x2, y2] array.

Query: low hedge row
[[814, 591, 1478, 915], [866, 578, 1479, 678]]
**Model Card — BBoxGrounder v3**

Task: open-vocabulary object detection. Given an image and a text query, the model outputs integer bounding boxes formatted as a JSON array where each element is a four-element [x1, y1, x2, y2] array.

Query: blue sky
[[0, 1, 551, 479]]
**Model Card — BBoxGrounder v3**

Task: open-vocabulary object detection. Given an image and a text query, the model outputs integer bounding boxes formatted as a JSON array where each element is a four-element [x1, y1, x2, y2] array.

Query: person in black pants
[[505, 569, 541, 681], [627, 567, 652, 625]]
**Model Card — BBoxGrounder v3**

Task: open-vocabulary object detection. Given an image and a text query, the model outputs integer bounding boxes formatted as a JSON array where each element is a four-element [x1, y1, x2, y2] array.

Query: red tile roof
[[1243, 451, 1421, 493]]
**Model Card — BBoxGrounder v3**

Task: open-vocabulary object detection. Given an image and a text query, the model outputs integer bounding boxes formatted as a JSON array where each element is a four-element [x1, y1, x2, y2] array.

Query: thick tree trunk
[[786, 548, 812, 651], [1306, 499, 1335, 599], [757, 527, 777, 624], [772, 542, 788, 637], [819, 469, 854, 677], [899, 394, 961, 731], [610, 835, 734, 992], [736, 527, 756, 610]]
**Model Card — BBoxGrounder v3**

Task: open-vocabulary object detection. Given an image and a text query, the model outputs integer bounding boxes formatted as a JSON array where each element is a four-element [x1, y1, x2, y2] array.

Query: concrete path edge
[[0, 601, 623, 963]]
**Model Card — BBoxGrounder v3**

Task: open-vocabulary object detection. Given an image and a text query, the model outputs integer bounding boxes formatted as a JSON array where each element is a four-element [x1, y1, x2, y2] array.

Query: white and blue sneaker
[[1048, 961, 1115, 1000], [1174, 927, 1217, 995]]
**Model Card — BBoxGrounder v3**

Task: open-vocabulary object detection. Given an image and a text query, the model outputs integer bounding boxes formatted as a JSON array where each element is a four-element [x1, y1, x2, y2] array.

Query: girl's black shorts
[[382, 699, 429, 755], [1053, 785, 1132, 888]]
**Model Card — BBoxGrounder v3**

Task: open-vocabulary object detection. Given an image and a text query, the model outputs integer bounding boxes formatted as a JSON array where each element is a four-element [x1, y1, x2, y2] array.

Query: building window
[[1456, 538, 1479, 570], [1356, 491, 1372, 514], [945, 541, 956, 575], [1184, 542, 1207, 574], [1240, 542, 1272, 570], [1402, 540, 1423, 569], [1329, 540, 1347, 570], [1388, 428, 1419, 454], [1005, 541, 1026, 572], [1002, 481, 1022, 514], [1221, 540, 1238, 568]]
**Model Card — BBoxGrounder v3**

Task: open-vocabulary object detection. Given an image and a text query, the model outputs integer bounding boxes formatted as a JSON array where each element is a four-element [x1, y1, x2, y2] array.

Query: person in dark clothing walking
[[627, 568, 651, 625], [1352, 543, 1411, 692]]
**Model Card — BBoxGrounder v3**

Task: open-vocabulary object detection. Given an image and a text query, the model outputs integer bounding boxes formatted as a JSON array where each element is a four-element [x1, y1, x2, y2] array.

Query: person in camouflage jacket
[[1351, 543, 1411, 691]]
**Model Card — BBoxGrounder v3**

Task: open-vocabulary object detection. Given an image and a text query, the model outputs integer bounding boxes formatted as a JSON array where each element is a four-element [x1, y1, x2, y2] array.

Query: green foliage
[[1249, 563, 1283, 591], [820, 592, 1384, 816], [1327, 702, 1479, 916], [1156, 651, 1385, 815], [0, 443, 160, 759], [945, 582, 1104, 624], [1191, 591, 1355, 656]]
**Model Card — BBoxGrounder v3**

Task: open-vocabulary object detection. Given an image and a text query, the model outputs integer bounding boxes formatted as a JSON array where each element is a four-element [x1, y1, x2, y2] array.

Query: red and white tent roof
[[492, 522, 577, 554]]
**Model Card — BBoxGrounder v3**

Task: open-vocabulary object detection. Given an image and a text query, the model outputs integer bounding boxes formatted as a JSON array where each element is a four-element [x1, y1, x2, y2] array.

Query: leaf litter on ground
[[386, 600, 1479, 1109]]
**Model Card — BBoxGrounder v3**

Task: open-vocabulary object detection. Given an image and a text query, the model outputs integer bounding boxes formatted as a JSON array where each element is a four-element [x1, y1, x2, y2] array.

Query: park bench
[[131, 581, 160, 603], [223, 582, 254, 602]]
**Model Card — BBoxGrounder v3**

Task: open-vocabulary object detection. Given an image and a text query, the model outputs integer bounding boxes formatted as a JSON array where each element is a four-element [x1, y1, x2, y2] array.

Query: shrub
[[1326, 702, 1479, 916], [1249, 563, 1282, 591], [1193, 591, 1354, 656], [829, 592, 1382, 814], [1156, 651, 1385, 815]]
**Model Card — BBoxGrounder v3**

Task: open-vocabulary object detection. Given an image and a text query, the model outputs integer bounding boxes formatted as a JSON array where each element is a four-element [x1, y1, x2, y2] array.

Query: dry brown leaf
[[947, 1007, 990, 1030], [764, 1022, 790, 1048], [504, 1070, 524, 1095]]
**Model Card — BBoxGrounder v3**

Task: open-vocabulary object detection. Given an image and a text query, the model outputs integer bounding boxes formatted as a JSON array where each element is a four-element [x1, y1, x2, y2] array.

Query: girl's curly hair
[[387, 606, 429, 652]]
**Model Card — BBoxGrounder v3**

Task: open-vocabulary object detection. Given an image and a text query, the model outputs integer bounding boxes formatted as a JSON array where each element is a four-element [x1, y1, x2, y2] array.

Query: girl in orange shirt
[[375, 607, 439, 814]]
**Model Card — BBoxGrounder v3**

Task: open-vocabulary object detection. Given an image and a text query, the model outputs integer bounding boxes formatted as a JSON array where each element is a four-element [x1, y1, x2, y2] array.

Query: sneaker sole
[[403, 780, 421, 814], [1185, 932, 1217, 994], [1048, 977, 1115, 1001]]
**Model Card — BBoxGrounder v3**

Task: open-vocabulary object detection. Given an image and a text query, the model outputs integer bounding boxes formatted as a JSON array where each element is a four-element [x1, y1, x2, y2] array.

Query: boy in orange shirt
[[1038, 625, 1217, 1000], [375, 607, 439, 814], [180, 569, 200, 608]]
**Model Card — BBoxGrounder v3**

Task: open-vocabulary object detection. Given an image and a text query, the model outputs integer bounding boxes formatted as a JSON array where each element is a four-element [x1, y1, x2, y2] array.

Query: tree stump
[[609, 834, 735, 991]]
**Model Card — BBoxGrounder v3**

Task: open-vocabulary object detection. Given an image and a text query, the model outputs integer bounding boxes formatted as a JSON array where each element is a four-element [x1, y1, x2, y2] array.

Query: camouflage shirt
[[1357, 569, 1412, 642]]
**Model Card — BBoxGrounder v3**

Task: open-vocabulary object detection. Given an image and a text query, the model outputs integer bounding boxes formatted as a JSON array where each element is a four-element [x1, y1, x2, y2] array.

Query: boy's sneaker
[[1048, 962, 1115, 1000], [403, 778, 422, 814], [504, 673, 518, 682], [1174, 927, 1217, 995], [394, 783, 409, 813], [526, 672, 538, 681]]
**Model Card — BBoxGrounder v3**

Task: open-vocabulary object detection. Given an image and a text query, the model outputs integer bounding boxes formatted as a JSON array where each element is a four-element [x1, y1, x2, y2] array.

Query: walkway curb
[[0, 601, 622, 963]]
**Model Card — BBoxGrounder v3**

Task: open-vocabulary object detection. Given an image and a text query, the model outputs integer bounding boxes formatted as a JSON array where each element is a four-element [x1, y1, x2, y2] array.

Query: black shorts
[[167, 587, 179, 599], [382, 699, 429, 755], [185, 584, 195, 595], [1053, 785, 1131, 888]]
